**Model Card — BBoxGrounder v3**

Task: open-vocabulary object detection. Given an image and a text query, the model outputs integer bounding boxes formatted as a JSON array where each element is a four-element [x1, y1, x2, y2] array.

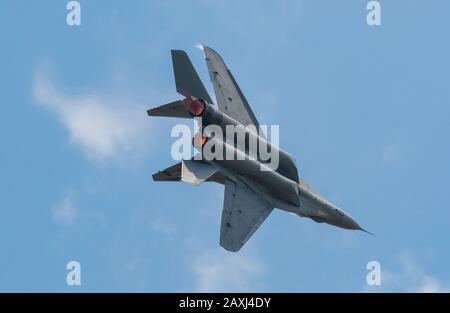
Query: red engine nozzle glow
[[187, 99, 206, 116]]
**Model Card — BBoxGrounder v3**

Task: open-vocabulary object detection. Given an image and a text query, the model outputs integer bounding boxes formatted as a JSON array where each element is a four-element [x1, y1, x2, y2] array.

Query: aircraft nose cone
[[343, 213, 374, 235], [345, 214, 362, 230]]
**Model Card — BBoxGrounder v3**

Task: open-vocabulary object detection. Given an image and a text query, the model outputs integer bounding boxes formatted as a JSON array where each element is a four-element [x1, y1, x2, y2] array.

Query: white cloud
[[53, 195, 78, 225], [397, 252, 449, 293], [192, 249, 265, 292], [367, 251, 450, 293], [416, 276, 445, 293], [33, 75, 150, 162]]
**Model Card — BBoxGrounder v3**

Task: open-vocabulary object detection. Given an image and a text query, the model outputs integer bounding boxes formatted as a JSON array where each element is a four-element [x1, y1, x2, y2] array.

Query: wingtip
[[202, 45, 218, 55], [147, 107, 160, 117]]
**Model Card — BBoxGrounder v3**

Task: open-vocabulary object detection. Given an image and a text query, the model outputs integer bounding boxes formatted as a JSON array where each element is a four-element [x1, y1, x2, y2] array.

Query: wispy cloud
[[365, 251, 449, 292], [416, 276, 446, 293], [191, 248, 265, 292], [53, 195, 78, 226], [33, 74, 150, 163], [395, 252, 449, 293]]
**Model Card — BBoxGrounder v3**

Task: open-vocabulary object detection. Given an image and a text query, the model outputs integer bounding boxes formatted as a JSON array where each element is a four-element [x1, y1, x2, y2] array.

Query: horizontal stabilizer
[[147, 100, 190, 118], [172, 50, 213, 104], [181, 160, 218, 186], [152, 163, 183, 181], [153, 161, 225, 184]]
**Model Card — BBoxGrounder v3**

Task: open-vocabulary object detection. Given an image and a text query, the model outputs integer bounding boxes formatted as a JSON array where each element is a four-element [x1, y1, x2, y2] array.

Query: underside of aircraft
[[148, 46, 369, 252]]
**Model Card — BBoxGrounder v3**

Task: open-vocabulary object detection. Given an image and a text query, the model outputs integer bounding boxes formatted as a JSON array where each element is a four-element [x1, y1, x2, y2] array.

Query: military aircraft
[[148, 46, 369, 252]]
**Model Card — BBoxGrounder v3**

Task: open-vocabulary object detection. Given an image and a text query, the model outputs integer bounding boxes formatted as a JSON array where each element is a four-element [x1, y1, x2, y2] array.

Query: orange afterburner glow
[[192, 132, 207, 148], [187, 99, 206, 116]]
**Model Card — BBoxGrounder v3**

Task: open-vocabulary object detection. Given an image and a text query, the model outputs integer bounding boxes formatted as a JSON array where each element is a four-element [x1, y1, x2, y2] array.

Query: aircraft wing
[[220, 179, 273, 252], [204, 46, 260, 129]]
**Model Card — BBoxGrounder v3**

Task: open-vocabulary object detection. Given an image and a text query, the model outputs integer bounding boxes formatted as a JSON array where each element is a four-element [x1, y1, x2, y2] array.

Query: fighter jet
[[148, 46, 369, 252]]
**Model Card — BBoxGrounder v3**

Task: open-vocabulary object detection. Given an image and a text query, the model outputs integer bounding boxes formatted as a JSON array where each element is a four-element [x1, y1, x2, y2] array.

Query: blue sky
[[1, 0, 450, 292]]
